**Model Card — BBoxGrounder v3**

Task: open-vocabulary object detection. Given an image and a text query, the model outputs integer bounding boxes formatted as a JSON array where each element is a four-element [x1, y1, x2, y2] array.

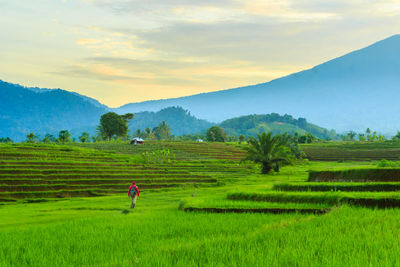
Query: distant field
[[302, 142, 400, 161], [75, 141, 247, 161], [0, 143, 254, 202]]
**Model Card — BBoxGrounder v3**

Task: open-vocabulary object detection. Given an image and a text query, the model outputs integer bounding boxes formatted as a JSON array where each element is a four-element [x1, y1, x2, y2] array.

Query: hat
[[132, 181, 136, 184]]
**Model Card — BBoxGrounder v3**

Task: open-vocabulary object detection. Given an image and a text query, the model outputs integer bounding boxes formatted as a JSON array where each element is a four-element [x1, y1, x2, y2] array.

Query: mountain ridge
[[0, 80, 108, 141], [116, 34, 400, 133]]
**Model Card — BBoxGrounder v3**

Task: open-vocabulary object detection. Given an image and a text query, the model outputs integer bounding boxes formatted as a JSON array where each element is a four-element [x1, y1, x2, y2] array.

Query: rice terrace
[[1, 140, 400, 266]]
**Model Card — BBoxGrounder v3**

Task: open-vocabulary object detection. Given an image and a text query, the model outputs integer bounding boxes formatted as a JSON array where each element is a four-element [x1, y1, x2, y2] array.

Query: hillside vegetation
[[127, 107, 213, 136], [220, 113, 336, 139], [0, 80, 107, 141]]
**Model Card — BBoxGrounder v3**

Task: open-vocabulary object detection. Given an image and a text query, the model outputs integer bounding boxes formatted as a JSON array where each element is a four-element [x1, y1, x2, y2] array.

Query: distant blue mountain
[[0, 80, 108, 141], [0, 81, 214, 141], [116, 35, 400, 133]]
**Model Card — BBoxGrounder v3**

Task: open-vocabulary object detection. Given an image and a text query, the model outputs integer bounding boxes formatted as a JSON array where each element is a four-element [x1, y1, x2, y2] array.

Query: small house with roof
[[130, 137, 144, 145]]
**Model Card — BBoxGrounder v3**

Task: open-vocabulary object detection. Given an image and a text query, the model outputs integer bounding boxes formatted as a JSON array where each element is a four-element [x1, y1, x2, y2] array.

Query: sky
[[0, 0, 399, 107]]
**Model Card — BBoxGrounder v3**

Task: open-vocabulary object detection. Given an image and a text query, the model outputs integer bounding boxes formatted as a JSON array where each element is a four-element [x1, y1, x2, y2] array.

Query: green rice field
[[2, 141, 400, 266]]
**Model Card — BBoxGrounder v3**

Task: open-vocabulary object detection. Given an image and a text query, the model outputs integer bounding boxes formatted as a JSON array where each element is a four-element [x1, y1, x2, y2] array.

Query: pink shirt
[[128, 185, 140, 197]]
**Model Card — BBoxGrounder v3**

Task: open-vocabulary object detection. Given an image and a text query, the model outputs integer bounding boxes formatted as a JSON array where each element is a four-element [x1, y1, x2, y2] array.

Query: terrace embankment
[[308, 168, 400, 182], [75, 141, 247, 161], [0, 143, 253, 202], [302, 142, 400, 161]]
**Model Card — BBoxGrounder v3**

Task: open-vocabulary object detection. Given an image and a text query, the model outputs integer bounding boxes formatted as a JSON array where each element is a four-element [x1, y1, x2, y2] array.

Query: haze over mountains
[[1, 35, 399, 140], [118, 35, 400, 133]]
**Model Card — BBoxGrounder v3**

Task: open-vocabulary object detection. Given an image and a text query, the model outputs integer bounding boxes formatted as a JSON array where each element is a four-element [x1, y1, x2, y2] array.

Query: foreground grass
[[2, 142, 400, 266], [1, 191, 400, 266]]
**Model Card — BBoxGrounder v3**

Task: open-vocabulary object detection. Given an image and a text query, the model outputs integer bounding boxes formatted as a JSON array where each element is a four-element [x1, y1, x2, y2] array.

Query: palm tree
[[135, 129, 142, 138], [154, 121, 171, 140], [243, 132, 295, 174]]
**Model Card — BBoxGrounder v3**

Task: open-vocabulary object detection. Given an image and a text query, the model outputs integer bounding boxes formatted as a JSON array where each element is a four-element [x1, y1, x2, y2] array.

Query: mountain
[[220, 113, 336, 139], [0, 80, 108, 141], [127, 106, 213, 136], [116, 35, 400, 133], [0, 77, 334, 141]]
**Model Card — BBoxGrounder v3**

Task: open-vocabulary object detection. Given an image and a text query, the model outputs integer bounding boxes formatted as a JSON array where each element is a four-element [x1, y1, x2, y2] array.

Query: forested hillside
[[220, 114, 336, 139], [0, 79, 336, 141], [0, 80, 107, 141], [127, 107, 213, 136]]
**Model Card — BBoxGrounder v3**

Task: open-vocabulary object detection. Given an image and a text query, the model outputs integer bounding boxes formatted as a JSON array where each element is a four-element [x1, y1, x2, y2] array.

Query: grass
[[274, 182, 400, 192], [2, 192, 400, 266], [309, 168, 400, 182], [227, 191, 400, 207], [2, 141, 400, 265], [302, 141, 400, 161], [179, 195, 332, 214]]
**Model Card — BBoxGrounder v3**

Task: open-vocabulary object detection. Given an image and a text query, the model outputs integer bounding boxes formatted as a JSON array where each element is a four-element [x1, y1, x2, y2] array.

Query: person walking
[[128, 181, 140, 209]]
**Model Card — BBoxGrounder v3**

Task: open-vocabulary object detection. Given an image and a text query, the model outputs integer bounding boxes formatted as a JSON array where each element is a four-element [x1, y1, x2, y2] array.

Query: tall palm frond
[[243, 132, 296, 174]]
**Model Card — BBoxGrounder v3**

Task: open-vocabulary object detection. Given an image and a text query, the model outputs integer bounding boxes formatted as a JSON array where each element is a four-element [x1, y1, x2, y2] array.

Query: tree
[[42, 134, 55, 143], [372, 131, 378, 142], [279, 133, 305, 159], [244, 132, 295, 174], [99, 112, 129, 140], [366, 128, 372, 141], [91, 134, 103, 142], [293, 132, 299, 143], [79, 132, 90, 143], [58, 130, 72, 143], [305, 133, 316, 143], [297, 117, 307, 129], [206, 126, 226, 142], [347, 131, 357, 141], [239, 134, 245, 144], [358, 133, 366, 142], [153, 121, 171, 140], [298, 133, 315, 144], [392, 131, 400, 142], [26, 132, 36, 143], [134, 129, 144, 138], [0, 137, 13, 143], [145, 127, 151, 135], [143, 127, 155, 139], [121, 113, 134, 123]]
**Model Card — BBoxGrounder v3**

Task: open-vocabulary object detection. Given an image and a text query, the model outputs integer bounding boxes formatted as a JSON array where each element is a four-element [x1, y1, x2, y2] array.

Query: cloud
[[50, 64, 136, 81], [76, 38, 102, 45], [291, 0, 400, 17]]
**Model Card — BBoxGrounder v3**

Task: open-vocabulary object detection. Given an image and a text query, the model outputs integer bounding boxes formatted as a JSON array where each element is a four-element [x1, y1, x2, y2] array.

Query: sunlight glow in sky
[[1, 0, 399, 107]]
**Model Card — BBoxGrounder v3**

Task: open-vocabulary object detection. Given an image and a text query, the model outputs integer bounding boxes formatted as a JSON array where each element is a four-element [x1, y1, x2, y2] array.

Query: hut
[[130, 137, 144, 145]]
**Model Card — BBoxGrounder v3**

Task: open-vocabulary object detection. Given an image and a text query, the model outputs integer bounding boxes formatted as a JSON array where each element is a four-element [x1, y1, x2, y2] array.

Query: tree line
[[340, 128, 398, 142], [2, 111, 400, 144]]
